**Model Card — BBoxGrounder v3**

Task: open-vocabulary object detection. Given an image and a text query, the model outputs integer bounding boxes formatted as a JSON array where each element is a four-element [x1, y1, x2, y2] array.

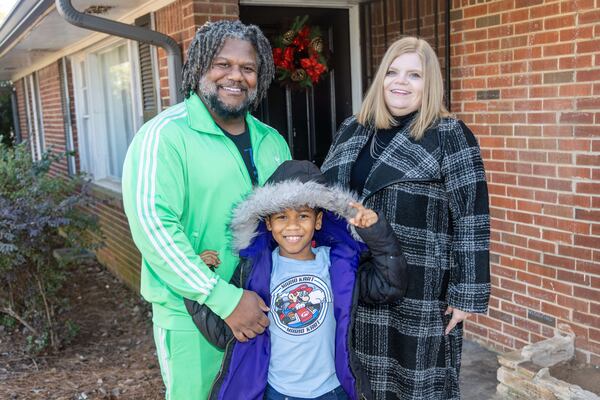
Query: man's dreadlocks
[[182, 20, 275, 109]]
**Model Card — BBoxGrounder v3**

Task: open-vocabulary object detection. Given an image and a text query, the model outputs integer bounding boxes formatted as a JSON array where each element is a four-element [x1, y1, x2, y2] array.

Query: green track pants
[[153, 325, 224, 399]]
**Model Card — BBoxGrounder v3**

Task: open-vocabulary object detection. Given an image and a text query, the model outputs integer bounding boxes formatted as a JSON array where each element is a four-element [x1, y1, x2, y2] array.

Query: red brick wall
[[451, 0, 600, 364], [38, 62, 69, 176], [15, 62, 78, 176], [154, 0, 239, 106], [89, 191, 141, 293]]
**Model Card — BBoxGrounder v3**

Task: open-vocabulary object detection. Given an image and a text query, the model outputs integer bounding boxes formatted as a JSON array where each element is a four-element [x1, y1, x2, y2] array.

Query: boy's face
[[266, 206, 323, 260]]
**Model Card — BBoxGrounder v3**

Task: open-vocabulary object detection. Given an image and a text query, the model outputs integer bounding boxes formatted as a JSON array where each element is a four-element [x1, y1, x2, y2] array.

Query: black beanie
[[266, 160, 327, 185]]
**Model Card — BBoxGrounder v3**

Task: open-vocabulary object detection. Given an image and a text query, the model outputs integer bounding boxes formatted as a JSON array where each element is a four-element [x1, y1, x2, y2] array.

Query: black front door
[[240, 6, 353, 165]]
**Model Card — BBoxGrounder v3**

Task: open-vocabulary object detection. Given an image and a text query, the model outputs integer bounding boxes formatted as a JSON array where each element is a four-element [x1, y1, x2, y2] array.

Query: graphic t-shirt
[[267, 246, 341, 398]]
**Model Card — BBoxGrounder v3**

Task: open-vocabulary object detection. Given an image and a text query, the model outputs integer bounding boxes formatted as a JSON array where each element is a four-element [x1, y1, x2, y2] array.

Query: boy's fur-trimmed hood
[[230, 179, 358, 252]]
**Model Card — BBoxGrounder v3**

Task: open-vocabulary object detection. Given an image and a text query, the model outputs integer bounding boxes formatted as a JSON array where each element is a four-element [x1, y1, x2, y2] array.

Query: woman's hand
[[444, 306, 471, 335], [199, 250, 221, 269], [348, 202, 379, 229]]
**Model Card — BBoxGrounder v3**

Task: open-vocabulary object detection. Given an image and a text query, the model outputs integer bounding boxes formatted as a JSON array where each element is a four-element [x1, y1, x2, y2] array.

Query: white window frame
[[23, 72, 45, 161], [71, 38, 144, 192]]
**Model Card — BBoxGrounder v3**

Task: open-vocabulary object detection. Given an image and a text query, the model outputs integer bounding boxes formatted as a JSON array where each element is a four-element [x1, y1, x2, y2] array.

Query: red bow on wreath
[[272, 16, 328, 89], [273, 46, 296, 71], [300, 55, 327, 83], [293, 26, 310, 51]]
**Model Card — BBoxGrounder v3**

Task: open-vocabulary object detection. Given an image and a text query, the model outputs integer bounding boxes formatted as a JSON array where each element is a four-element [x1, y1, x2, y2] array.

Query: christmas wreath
[[272, 16, 328, 89]]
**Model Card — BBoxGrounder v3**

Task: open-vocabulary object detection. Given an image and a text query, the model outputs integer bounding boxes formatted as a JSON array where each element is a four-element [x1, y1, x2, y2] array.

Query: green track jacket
[[122, 93, 291, 330]]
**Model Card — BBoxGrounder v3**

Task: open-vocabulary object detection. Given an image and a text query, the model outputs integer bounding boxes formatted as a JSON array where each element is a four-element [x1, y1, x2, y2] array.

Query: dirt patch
[[0, 263, 164, 399], [549, 359, 600, 395]]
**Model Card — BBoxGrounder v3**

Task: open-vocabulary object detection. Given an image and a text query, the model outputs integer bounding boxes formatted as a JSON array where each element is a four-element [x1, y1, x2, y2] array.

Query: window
[[23, 72, 45, 161], [100, 45, 136, 178], [71, 40, 143, 189]]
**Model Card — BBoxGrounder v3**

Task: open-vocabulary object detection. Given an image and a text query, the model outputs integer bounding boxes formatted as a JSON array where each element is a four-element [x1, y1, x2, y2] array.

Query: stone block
[[521, 331, 575, 368], [52, 247, 96, 266], [496, 329, 599, 400], [499, 349, 528, 369], [534, 368, 600, 400], [497, 367, 558, 399], [518, 361, 542, 379]]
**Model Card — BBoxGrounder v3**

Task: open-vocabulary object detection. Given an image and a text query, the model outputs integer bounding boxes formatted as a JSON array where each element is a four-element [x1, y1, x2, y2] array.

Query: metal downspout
[[10, 87, 22, 144], [60, 57, 76, 175], [55, 0, 183, 105]]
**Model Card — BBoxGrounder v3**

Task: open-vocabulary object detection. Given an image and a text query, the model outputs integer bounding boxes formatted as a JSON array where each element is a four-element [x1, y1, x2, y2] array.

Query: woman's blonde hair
[[357, 36, 450, 140]]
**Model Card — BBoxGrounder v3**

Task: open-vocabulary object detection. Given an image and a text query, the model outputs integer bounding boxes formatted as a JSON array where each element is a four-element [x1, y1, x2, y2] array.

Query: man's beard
[[198, 76, 258, 120]]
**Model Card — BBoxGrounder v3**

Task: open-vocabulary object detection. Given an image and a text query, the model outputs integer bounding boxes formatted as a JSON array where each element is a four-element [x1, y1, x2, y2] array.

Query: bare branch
[[0, 306, 39, 336]]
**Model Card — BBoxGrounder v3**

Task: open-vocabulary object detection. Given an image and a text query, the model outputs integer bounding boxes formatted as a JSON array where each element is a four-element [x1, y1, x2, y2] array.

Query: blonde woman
[[321, 36, 490, 400]]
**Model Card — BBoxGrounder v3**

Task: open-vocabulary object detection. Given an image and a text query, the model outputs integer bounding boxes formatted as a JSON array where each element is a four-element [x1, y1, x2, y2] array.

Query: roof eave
[[0, 0, 54, 60]]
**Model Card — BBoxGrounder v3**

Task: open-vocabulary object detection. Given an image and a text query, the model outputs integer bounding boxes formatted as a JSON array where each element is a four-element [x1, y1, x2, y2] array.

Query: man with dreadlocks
[[122, 20, 291, 399]]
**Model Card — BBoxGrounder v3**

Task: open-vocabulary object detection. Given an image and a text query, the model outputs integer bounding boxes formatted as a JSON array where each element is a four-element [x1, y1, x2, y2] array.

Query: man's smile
[[219, 85, 245, 94]]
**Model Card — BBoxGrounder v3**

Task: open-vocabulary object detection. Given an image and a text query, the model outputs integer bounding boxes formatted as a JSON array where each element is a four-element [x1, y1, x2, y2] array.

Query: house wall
[[37, 62, 69, 176], [450, 0, 600, 364], [91, 189, 142, 293]]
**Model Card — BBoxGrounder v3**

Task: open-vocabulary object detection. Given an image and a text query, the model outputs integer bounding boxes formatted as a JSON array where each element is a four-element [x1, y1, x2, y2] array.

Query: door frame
[[240, 0, 363, 114]]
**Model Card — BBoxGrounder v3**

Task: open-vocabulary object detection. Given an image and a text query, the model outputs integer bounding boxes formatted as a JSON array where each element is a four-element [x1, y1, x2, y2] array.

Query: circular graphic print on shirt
[[270, 274, 331, 336]]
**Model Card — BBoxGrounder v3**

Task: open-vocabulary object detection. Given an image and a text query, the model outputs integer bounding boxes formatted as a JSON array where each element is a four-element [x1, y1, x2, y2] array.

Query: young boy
[[185, 160, 407, 400]]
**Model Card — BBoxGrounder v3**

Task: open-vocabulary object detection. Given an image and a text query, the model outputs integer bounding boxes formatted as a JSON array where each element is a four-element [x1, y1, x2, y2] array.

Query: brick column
[[38, 62, 69, 176], [155, 0, 240, 106]]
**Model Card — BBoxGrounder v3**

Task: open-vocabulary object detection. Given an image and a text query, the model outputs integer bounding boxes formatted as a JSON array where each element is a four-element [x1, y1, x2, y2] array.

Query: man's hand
[[444, 306, 471, 335], [348, 202, 379, 229], [224, 290, 270, 342]]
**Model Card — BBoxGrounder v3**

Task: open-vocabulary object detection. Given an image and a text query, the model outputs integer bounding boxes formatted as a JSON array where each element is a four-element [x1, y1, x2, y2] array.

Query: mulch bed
[[0, 263, 164, 399]]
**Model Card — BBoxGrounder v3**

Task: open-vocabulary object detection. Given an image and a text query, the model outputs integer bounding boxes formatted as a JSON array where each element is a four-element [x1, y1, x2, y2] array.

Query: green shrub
[[0, 143, 100, 353]]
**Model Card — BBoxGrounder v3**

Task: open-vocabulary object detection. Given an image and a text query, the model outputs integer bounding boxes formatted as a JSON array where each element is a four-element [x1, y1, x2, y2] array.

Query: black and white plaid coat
[[321, 115, 490, 400]]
